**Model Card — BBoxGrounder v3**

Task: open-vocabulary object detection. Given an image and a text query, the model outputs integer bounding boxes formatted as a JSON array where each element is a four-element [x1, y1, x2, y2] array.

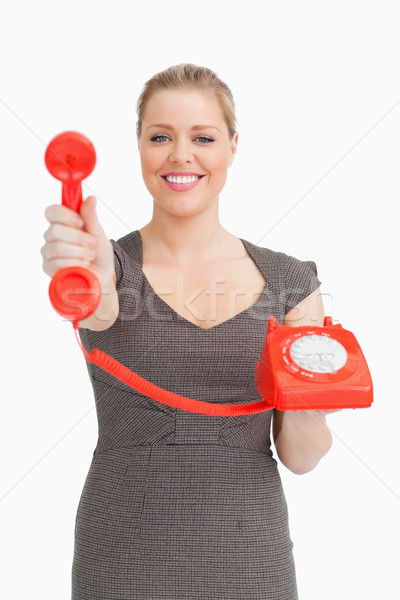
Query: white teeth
[[165, 175, 200, 184]]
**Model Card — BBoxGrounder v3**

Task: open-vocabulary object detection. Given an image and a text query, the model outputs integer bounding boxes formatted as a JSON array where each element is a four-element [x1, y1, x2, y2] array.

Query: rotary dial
[[289, 334, 347, 373]]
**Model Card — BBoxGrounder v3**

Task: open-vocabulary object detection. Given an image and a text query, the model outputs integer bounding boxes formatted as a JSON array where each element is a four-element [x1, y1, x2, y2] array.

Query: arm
[[272, 287, 335, 475]]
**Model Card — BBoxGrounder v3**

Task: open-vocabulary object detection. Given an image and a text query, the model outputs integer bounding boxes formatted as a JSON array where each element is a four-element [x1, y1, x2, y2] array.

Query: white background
[[1, 1, 399, 598]]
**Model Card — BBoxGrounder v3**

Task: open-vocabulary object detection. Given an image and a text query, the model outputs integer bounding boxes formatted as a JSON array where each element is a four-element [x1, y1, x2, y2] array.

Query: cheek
[[141, 149, 152, 170], [210, 156, 229, 177], [140, 147, 161, 171]]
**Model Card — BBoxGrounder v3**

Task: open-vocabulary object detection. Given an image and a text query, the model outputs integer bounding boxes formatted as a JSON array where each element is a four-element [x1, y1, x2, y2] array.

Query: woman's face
[[137, 89, 238, 216]]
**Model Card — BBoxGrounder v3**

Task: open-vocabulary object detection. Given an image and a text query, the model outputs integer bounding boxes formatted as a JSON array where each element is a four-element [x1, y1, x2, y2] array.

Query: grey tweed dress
[[72, 230, 321, 599]]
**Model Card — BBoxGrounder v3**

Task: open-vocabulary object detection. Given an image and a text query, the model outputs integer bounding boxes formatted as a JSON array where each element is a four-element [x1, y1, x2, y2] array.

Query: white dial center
[[289, 334, 347, 373]]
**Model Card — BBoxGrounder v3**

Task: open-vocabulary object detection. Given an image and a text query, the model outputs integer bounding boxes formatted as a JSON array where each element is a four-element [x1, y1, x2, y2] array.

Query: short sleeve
[[285, 254, 322, 315], [110, 239, 126, 290]]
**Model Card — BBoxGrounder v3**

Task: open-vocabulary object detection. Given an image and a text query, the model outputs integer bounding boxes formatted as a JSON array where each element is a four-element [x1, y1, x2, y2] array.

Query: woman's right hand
[[41, 195, 115, 290], [41, 195, 119, 330]]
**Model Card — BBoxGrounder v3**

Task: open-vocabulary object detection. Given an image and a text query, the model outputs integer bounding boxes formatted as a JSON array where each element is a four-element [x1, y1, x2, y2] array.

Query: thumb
[[79, 195, 104, 237]]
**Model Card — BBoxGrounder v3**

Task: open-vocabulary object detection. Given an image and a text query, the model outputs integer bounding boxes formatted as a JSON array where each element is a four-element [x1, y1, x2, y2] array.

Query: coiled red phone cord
[[73, 322, 271, 417]]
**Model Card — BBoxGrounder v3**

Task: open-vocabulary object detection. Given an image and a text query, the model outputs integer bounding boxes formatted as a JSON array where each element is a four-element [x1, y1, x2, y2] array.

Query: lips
[[161, 171, 205, 177], [162, 174, 205, 192]]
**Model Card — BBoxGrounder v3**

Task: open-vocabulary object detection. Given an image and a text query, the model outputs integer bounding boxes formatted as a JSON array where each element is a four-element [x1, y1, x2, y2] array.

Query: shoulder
[[238, 236, 292, 268], [112, 230, 141, 257], [240, 237, 320, 277], [109, 230, 142, 289], [240, 237, 322, 320]]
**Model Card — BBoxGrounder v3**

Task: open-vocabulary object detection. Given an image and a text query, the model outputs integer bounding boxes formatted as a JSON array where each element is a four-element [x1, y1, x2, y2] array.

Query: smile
[[165, 175, 200, 183], [161, 175, 205, 191]]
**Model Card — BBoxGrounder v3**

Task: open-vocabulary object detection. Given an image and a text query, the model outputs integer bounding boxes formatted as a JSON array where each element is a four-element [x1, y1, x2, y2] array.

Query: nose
[[168, 138, 194, 164]]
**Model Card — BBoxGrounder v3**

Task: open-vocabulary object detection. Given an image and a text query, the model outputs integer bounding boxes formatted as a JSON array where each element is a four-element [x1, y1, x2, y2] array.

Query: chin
[[156, 196, 213, 217]]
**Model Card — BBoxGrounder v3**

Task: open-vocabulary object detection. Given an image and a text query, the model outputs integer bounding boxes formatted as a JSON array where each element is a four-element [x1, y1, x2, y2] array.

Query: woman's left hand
[[286, 408, 342, 420]]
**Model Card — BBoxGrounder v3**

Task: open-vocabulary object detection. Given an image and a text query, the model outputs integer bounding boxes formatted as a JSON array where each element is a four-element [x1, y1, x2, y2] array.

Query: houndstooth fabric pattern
[[72, 230, 321, 599]]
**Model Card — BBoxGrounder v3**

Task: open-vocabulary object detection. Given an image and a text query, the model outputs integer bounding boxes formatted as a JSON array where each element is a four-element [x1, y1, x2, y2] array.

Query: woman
[[41, 63, 334, 599]]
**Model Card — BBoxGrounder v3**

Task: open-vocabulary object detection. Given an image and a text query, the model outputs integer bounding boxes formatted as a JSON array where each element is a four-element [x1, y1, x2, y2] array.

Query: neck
[[139, 202, 234, 266]]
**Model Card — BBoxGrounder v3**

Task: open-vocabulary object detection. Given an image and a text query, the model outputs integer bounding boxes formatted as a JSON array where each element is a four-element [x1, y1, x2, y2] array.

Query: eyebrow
[[147, 123, 221, 133]]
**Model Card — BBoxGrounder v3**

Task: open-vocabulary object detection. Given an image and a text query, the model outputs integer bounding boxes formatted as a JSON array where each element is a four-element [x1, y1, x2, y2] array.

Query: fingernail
[[74, 217, 84, 227]]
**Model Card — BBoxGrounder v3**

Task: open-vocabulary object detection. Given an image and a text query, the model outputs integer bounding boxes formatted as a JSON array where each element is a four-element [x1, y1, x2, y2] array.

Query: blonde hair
[[136, 63, 238, 139]]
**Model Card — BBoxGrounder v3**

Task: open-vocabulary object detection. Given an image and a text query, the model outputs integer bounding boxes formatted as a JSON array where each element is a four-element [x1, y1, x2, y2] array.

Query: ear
[[228, 132, 239, 167], [136, 128, 140, 150]]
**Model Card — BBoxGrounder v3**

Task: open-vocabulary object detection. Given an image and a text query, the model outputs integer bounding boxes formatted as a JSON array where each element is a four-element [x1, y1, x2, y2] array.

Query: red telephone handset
[[255, 316, 373, 410], [45, 132, 373, 415], [45, 131, 101, 322]]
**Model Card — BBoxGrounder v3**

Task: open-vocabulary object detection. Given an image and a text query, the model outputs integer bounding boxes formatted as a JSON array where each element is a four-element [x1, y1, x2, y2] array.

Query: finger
[[79, 196, 105, 237], [43, 241, 96, 262], [44, 204, 84, 228], [43, 223, 96, 247], [42, 257, 93, 277]]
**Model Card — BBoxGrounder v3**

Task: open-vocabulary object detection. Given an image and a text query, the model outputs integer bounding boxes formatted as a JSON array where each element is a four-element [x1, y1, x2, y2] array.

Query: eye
[[150, 135, 215, 144], [195, 136, 215, 144], [150, 135, 170, 143]]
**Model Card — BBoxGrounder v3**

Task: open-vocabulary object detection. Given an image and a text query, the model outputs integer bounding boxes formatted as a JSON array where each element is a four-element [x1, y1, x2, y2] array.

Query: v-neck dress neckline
[[135, 229, 269, 332]]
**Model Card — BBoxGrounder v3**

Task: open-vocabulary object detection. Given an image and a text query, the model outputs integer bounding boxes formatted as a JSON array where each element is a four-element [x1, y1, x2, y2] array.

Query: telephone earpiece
[[45, 131, 101, 322], [45, 131, 96, 211]]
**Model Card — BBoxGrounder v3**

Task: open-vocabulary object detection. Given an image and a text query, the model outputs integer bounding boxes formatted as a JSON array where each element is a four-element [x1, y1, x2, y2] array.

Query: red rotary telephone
[[255, 316, 373, 410], [44, 131, 373, 415]]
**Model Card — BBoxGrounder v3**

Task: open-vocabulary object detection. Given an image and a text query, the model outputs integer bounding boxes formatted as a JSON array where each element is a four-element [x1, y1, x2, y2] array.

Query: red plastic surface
[[45, 131, 101, 321], [254, 317, 373, 410], [45, 131, 96, 212], [49, 266, 101, 321]]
